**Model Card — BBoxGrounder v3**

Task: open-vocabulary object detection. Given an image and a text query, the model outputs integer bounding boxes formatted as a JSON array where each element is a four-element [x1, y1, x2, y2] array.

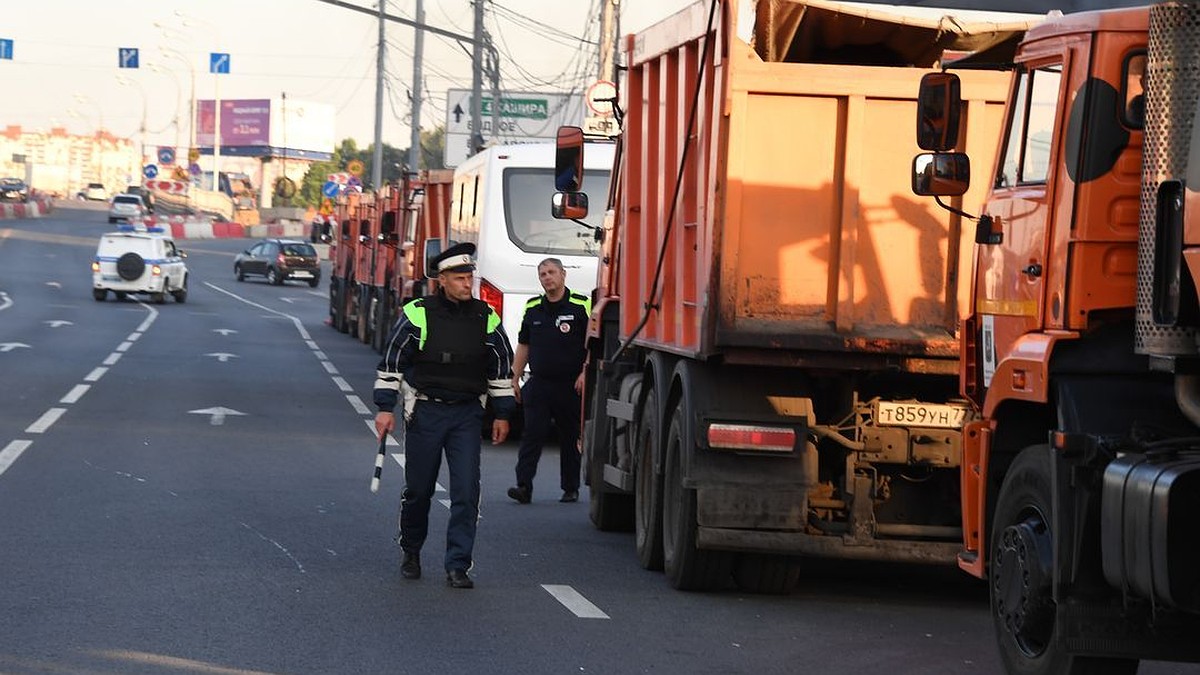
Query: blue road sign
[[210, 53, 230, 74], [189, 162, 202, 176], [321, 181, 340, 198], [119, 47, 139, 69], [143, 164, 159, 179], [157, 147, 176, 166], [0, 39, 13, 60]]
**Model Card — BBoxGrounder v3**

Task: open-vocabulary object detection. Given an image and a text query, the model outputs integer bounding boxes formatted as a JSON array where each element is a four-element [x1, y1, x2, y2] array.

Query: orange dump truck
[[327, 172, 453, 353], [913, 2, 1200, 673], [556, 0, 1033, 592]]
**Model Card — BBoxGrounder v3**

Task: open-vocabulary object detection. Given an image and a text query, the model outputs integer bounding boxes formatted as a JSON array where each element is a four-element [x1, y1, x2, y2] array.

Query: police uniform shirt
[[518, 289, 589, 382]]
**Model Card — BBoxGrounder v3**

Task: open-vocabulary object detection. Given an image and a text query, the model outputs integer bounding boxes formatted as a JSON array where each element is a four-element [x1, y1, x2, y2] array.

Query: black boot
[[400, 551, 421, 580]]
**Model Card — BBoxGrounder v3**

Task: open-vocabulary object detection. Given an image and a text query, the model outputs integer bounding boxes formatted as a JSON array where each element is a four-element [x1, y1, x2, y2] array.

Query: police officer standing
[[507, 258, 591, 504], [374, 242, 515, 589]]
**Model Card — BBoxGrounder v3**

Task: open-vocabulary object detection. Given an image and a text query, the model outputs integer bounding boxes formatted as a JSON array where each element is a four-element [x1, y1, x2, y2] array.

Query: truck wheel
[[733, 554, 802, 594], [662, 406, 732, 591], [93, 289, 107, 302], [586, 377, 634, 532], [152, 291, 166, 305], [635, 390, 664, 570], [991, 445, 1137, 675]]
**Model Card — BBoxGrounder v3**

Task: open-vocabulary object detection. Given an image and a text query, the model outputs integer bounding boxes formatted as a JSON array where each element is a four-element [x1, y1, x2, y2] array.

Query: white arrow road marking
[[213, 329, 238, 336], [45, 281, 61, 289], [0, 440, 33, 478], [44, 320, 73, 328], [26, 408, 67, 434], [541, 585, 610, 619], [189, 407, 246, 425], [0, 291, 12, 311], [0, 343, 30, 353], [205, 353, 239, 363]]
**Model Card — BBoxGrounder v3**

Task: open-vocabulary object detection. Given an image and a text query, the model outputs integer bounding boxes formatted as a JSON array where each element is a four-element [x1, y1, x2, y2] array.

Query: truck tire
[[635, 390, 664, 570], [93, 289, 107, 302], [733, 554, 802, 594], [586, 376, 634, 532], [662, 406, 732, 591], [991, 445, 1137, 675]]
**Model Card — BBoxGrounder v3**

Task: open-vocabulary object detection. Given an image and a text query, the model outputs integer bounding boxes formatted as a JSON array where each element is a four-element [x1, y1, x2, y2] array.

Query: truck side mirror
[[555, 126, 585, 192], [917, 73, 963, 152], [423, 239, 443, 279], [912, 153, 970, 197], [552, 191, 589, 220]]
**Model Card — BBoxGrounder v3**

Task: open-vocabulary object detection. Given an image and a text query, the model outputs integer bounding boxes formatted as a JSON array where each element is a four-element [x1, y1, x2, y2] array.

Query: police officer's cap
[[430, 241, 477, 276]]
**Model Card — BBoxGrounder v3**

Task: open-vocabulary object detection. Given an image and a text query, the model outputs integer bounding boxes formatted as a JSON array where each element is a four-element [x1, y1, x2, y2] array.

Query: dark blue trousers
[[515, 377, 581, 492], [399, 399, 485, 573]]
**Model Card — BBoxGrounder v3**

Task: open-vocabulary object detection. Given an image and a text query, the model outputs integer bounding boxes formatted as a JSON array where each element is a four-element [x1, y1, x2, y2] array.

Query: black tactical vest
[[410, 295, 490, 397]]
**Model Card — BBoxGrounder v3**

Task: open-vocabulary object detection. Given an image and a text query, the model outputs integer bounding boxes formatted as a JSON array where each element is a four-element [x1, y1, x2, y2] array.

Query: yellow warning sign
[[347, 159, 364, 177], [320, 197, 334, 216]]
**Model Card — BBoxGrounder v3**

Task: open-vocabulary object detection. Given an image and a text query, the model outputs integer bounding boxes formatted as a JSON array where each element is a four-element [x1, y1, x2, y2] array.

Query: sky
[[0, 0, 694, 154]]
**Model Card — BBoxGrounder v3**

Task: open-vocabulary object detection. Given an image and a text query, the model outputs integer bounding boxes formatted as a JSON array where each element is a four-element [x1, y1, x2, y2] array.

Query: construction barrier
[[0, 198, 53, 220]]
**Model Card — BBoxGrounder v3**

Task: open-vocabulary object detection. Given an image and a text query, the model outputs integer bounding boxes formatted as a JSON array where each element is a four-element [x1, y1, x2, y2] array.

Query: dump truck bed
[[613, 0, 1021, 366]]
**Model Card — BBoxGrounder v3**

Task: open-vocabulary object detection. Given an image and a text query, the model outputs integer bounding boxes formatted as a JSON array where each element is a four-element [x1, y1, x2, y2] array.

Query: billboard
[[196, 99, 271, 147], [195, 98, 335, 158]]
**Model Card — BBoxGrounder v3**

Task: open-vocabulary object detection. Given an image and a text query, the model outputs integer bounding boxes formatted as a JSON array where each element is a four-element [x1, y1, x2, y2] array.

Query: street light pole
[[116, 75, 148, 172], [147, 64, 183, 160]]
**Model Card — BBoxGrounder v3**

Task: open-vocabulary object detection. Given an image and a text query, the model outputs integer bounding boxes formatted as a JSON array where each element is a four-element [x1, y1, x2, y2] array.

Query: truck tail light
[[91, 261, 100, 273], [151, 264, 162, 276], [480, 278, 503, 317], [707, 423, 796, 453]]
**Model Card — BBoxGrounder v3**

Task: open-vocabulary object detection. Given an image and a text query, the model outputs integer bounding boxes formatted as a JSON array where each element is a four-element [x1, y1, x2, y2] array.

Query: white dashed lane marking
[[25, 408, 67, 434], [60, 385, 91, 404], [541, 585, 610, 619], [0, 441, 33, 475]]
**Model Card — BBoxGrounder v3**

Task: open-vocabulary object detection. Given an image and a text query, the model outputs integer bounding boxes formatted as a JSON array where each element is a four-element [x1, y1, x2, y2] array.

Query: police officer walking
[[374, 242, 515, 589], [507, 258, 591, 504]]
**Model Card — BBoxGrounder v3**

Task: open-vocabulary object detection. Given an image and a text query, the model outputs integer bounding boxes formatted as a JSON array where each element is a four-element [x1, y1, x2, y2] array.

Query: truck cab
[[913, 5, 1200, 673]]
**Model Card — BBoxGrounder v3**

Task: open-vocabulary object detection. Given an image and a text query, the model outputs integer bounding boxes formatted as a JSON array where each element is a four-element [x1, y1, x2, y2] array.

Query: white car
[[108, 194, 146, 223], [91, 226, 188, 304]]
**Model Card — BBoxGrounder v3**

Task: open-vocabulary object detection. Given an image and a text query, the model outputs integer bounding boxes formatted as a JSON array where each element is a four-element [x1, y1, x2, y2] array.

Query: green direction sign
[[481, 97, 549, 120]]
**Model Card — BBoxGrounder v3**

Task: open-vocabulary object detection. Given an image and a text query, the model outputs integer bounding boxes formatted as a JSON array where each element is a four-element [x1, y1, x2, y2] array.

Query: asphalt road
[[1, 206, 1193, 675]]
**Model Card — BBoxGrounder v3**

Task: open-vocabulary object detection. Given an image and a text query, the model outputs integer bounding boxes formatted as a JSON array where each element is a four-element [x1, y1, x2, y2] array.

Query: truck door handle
[[1023, 263, 1043, 278]]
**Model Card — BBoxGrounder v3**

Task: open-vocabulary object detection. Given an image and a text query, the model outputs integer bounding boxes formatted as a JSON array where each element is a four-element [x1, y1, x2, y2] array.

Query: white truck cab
[[92, 225, 189, 303]]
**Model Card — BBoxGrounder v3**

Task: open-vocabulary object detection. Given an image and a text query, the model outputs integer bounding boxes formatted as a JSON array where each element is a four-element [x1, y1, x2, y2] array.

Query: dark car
[[234, 239, 321, 287], [0, 177, 28, 202]]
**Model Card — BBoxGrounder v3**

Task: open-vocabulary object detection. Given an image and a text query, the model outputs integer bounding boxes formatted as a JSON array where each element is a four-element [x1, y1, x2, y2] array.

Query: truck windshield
[[503, 167, 610, 256]]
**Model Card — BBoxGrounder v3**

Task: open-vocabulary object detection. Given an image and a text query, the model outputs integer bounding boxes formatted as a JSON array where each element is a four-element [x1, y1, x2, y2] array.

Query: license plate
[[875, 401, 971, 429], [291, 270, 312, 278]]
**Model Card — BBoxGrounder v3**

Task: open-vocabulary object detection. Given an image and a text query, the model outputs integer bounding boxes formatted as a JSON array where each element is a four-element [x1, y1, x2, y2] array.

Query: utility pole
[[372, 0, 386, 190], [408, 0, 425, 172], [470, 0, 485, 155], [598, 0, 620, 82], [486, 36, 501, 144]]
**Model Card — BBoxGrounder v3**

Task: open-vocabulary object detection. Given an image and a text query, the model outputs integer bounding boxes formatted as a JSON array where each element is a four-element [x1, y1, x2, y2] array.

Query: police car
[[91, 224, 189, 303]]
